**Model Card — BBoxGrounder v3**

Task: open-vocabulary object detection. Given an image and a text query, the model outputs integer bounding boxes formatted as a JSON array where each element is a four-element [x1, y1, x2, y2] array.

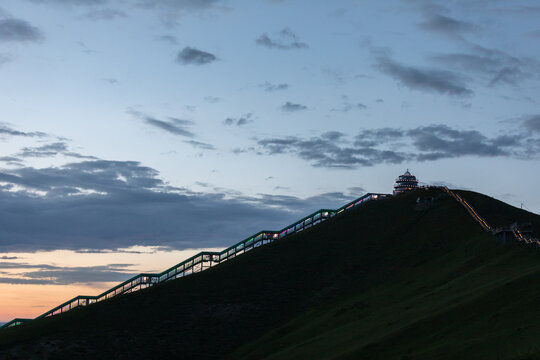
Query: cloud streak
[[17, 141, 97, 160], [418, 14, 478, 36], [375, 55, 473, 96], [0, 123, 47, 138], [0, 262, 136, 285], [144, 117, 196, 137]]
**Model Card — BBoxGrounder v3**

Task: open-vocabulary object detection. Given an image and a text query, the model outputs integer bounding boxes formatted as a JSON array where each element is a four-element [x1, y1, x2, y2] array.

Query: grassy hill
[[0, 188, 539, 360]]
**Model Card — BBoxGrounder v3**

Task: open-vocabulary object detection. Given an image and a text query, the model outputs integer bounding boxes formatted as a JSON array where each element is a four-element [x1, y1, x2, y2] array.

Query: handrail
[[512, 225, 540, 247], [1, 192, 389, 331], [443, 187, 540, 247], [442, 187, 492, 232]]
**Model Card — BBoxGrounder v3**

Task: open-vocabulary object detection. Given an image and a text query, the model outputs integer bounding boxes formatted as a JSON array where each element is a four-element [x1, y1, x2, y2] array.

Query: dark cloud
[[0, 256, 18, 260], [0, 262, 135, 285], [80, 8, 126, 20], [130, 111, 214, 147], [281, 102, 307, 112], [260, 81, 289, 92], [144, 116, 196, 137], [0, 18, 43, 42], [16, 141, 97, 160], [418, 14, 477, 36], [0, 160, 357, 252], [0, 156, 23, 166], [256, 28, 308, 50], [17, 142, 67, 158], [176, 46, 217, 65], [0, 123, 47, 138], [251, 124, 530, 168], [489, 67, 523, 86], [321, 131, 345, 141], [257, 136, 406, 168], [183, 140, 216, 150], [375, 55, 473, 96], [524, 115, 540, 132], [407, 125, 515, 160], [223, 113, 254, 126]]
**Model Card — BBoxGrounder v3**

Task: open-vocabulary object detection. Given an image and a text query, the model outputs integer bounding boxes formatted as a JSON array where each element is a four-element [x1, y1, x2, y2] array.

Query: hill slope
[[0, 188, 539, 360]]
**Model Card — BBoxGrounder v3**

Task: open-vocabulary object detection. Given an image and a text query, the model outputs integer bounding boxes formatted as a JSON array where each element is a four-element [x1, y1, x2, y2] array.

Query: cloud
[[16, 141, 97, 160], [103, 77, 118, 84], [27, 0, 108, 5], [223, 113, 254, 126], [418, 14, 478, 36], [260, 81, 289, 92], [407, 125, 514, 160], [183, 140, 216, 150], [176, 46, 217, 65], [155, 34, 179, 45], [80, 8, 126, 20], [0, 256, 18, 260], [523, 115, 540, 132], [0, 18, 43, 42], [134, 0, 227, 26], [0, 160, 359, 252], [0, 156, 23, 166], [204, 96, 220, 103], [256, 135, 406, 168], [375, 55, 473, 96], [0, 53, 13, 66], [135, 0, 223, 11], [143, 116, 196, 137], [431, 44, 540, 87], [256, 28, 308, 50], [488, 67, 523, 86], [331, 95, 367, 112], [0, 262, 136, 285], [0, 123, 47, 138], [281, 102, 307, 112], [250, 124, 530, 168], [130, 111, 215, 147]]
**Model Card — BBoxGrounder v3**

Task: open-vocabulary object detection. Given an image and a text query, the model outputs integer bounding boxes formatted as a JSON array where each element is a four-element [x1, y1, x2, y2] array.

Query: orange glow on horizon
[[0, 246, 221, 322]]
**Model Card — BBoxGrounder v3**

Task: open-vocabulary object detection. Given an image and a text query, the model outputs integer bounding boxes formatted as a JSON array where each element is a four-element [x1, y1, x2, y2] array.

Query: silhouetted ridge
[[1, 192, 388, 331], [0, 188, 539, 360]]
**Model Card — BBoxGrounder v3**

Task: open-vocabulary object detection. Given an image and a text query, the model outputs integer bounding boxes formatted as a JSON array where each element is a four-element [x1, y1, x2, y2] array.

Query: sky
[[1, 0, 539, 322]]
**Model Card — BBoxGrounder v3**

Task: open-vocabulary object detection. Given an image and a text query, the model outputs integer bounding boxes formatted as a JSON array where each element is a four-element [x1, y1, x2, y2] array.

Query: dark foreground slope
[[1, 189, 539, 360]]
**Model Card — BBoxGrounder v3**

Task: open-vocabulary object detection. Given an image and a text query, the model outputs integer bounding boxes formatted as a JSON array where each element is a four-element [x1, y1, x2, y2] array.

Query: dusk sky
[[1, 0, 540, 322]]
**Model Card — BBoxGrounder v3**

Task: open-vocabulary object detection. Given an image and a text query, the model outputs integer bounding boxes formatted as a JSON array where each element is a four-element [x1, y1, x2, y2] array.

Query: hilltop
[[0, 188, 539, 360]]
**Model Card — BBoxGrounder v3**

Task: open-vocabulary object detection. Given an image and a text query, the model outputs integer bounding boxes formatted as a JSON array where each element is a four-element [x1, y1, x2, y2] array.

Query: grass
[[0, 188, 539, 360]]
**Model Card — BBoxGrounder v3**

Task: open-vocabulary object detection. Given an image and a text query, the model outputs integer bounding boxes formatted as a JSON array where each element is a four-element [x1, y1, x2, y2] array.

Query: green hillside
[[0, 188, 539, 360]]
